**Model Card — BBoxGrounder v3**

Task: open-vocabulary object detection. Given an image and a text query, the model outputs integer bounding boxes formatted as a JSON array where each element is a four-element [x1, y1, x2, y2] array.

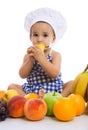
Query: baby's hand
[[27, 46, 36, 59], [27, 46, 33, 54]]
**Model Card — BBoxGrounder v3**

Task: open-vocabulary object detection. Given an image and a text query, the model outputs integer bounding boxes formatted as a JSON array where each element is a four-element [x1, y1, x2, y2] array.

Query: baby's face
[[30, 22, 55, 48]]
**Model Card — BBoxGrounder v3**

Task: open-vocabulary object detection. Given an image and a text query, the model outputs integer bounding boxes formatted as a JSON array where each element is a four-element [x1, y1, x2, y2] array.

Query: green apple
[[43, 91, 63, 116]]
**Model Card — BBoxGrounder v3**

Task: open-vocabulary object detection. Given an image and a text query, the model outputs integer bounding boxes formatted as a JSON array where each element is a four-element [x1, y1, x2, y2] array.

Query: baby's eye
[[33, 33, 38, 37], [43, 34, 48, 37]]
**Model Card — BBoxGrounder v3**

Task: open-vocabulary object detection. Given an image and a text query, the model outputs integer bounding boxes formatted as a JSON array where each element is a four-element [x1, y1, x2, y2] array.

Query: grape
[[0, 106, 6, 114], [0, 99, 8, 121], [0, 114, 7, 121]]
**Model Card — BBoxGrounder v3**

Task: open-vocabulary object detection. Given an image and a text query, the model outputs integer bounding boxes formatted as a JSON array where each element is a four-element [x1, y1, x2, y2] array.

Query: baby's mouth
[[45, 46, 50, 49]]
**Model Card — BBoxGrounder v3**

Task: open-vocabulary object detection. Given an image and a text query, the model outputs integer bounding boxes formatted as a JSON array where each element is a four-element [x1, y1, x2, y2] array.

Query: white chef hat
[[24, 7, 67, 42]]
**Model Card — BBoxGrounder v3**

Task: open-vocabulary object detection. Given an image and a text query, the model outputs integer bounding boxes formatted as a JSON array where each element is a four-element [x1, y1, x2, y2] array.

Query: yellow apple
[[36, 43, 45, 51], [3, 89, 19, 102]]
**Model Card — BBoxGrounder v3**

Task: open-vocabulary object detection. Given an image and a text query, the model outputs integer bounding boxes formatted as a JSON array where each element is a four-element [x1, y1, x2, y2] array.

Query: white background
[[0, 0, 88, 90]]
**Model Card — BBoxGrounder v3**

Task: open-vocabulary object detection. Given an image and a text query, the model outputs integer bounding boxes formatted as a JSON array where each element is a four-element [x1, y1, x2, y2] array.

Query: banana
[[72, 72, 83, 93], [73, 72, 88, 97], [72, 65, 88, 99]]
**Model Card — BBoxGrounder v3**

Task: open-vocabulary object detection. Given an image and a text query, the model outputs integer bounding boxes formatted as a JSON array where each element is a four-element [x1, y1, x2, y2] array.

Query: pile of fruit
[[0, 88, 88, 122], [0, 64, 88, 122], [0, 89, 19, 121], [0, 89, 48, 121]]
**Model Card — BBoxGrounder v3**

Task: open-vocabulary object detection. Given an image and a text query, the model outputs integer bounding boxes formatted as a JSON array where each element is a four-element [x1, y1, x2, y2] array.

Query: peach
[[24, 98, 47, 121], [7, 95, 26, 118]]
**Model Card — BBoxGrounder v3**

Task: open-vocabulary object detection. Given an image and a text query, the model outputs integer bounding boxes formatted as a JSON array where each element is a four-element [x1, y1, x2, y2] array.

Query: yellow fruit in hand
[[3, 89, 19, 102], [36, 43, 45, 51]]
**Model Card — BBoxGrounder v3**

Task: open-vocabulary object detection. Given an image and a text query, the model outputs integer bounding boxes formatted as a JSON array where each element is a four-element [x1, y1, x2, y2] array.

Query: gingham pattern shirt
[[22, 54, 63, 94]]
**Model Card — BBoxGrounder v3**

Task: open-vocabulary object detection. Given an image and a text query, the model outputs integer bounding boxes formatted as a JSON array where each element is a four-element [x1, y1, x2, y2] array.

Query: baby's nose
[[38, 36, 43, 41]]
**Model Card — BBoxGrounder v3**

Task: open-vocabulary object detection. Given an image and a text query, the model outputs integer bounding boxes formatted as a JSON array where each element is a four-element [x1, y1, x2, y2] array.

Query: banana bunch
[[72, 64, 88, 101]]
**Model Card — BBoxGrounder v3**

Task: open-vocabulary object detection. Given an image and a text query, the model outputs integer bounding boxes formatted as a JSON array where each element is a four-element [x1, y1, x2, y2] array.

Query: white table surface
[[0, 114, 88, 130]]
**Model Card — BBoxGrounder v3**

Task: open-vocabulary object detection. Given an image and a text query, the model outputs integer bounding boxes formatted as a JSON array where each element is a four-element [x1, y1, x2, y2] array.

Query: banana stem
[[84, 64, 88, 72]]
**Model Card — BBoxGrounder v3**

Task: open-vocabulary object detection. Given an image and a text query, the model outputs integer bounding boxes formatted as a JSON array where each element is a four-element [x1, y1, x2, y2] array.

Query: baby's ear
[[52, 39, 55, 44], [52, 35, 56, 43]]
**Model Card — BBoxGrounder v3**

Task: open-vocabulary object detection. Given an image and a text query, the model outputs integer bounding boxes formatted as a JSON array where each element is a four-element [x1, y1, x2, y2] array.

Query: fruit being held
[[43, 92, 62, 116], [7, 95, 26, 118], [3, 89, 19, 102], [36, 43, 45, 51], [24, 98, 47, 121]]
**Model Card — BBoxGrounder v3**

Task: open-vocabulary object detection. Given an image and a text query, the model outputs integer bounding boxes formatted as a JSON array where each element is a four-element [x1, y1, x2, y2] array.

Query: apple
[[43, 91, 63, 116], [3, 89, 19, 102], [36, 43, 45, 51]]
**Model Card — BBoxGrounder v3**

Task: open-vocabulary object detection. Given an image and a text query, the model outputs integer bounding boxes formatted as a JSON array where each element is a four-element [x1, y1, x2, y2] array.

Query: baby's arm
[[19, 47, 35, 78], [39, 51, 61, 78]]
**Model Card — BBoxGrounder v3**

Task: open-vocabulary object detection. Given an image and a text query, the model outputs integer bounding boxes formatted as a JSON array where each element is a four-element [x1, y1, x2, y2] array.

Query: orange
[[53, 97, 76, 121], [68, 94, 86, 116], [24, 93, 39, 101], [0, 90, 6, 99]]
